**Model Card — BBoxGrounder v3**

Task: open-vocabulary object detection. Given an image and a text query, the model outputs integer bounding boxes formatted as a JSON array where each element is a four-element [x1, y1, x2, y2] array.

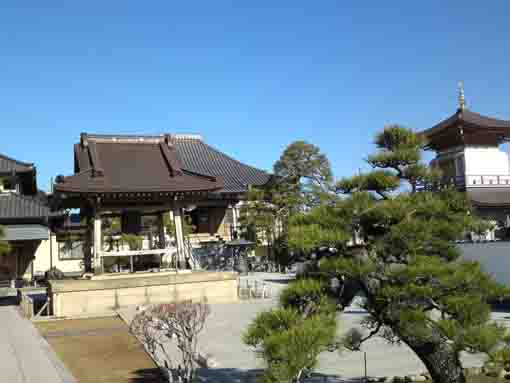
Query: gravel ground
[[119, 272, 500, 382]]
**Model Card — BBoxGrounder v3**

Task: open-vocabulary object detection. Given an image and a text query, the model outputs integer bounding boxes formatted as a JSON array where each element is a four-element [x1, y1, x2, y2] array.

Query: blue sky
[[1, 2, 510, 191]]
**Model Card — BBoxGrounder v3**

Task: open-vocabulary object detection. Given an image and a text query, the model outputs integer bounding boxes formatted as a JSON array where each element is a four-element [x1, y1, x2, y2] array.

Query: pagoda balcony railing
[[417, 174, 510, 191]]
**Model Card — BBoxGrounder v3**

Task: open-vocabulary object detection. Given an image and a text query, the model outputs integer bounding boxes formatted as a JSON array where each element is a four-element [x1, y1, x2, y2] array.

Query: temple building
[[421, 83, 510, 240], [0, 153, 67, 285], [51, 133, 270, 274]]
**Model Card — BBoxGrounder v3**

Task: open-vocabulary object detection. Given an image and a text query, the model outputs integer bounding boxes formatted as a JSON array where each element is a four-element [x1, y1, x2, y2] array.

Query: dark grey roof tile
[[172, 135, 271, 194], [0, 192, 51, 220], [0, 154, 34, 174]]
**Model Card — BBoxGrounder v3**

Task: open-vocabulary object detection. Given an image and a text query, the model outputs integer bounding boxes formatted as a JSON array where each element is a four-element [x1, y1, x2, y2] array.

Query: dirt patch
[[36, 317, 163, 383]]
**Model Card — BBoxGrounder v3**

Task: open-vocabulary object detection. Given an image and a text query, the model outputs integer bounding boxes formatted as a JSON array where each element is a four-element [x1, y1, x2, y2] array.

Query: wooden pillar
[[173, 208, 185, 268], [83, 216, 93, 273], [93, 213, 102, 273], [15, 248, 19, 279], [232, 204, 238, 229], [231, 204, 239, 239]]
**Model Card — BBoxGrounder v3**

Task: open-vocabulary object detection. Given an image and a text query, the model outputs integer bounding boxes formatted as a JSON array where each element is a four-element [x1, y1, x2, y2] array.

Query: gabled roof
[[171, 135, 271, 193], [421, 109, 510, 151], [55, 134, 223, 195], [55, 133, 271, 197], [0, 192, 51, 223], [0, 153, 34, 174]]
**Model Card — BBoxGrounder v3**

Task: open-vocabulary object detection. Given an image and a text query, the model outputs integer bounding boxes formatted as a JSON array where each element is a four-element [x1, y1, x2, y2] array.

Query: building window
[[1, 178, 16, 193], [58, 241, 84, 260]]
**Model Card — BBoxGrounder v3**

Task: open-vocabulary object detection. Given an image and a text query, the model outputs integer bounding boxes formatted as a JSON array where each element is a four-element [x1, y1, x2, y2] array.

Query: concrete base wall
[[48, 271, 238, 318]]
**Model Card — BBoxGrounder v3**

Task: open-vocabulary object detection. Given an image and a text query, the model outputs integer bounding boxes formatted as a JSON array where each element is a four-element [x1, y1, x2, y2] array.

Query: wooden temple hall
[[51, 133, 270, 275]]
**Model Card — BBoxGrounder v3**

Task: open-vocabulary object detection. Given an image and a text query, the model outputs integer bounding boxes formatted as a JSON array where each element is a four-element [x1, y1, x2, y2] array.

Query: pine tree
[[240, 141, 333, 266], [288, 125, 506, 383], [243, 280, 337, 383]]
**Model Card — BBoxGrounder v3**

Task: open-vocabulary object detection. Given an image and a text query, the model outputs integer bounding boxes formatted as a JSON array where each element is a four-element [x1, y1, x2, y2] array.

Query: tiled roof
[[56, 133, 271, 196], [467, 188, 510, 207], [420, 108, 510, 151], [422, 109, 510, 138], [0, 154, 34, 174], [172, 135, 271, 193], [55, 134, 222, 194], [0, 192, 51, 221]]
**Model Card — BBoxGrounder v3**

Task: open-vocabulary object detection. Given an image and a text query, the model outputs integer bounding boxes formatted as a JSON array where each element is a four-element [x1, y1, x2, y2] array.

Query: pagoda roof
[[467, 188, 510, 208], [421, 109, 510, 151], [54, 134, 223, 195]]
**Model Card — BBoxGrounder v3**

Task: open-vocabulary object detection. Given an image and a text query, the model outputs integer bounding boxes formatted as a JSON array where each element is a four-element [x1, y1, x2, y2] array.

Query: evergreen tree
[[243, 280, 338, 383], [288, 125, 506, 383], [240, 141, 333, 266], [273, 140, 334, 211]]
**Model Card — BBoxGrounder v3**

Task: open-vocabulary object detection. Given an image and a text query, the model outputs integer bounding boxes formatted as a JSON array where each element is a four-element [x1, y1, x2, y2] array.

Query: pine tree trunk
[[401, 333, 466, 383]]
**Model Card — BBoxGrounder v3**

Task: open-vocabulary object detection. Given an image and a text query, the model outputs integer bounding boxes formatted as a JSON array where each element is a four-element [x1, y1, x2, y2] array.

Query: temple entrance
[[0, 244, 36, 285], [0, 251, 16, 282]]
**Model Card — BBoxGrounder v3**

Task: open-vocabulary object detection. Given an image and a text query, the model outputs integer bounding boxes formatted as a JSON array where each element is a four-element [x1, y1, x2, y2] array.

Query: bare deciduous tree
[[130, 298, 211, 383]]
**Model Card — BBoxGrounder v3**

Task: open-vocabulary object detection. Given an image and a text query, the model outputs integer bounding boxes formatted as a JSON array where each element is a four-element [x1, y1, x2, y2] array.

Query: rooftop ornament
[[458, 80, 466, 111]]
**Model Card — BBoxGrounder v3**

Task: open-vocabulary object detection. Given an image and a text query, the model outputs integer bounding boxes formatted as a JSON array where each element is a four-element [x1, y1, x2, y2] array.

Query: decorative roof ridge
[[56, 168, 95, 184], [159, 142, 183, 177], [0, 153, 34, 169], [181, 169, 220, 183], [171, 134, 203, 141], [81, 133, 165, 145], [80, 133, 205, 146]]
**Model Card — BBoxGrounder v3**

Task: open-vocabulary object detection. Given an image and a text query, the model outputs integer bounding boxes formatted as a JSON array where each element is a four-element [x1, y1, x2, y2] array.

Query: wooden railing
[[18, 287, 50, 319], [465, 175, 510, 187], [417, 175, 510, 191]]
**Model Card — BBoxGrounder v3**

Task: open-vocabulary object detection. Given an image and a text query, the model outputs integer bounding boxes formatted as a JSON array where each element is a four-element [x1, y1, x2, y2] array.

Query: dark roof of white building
[[0, 154, 34, 174], [0, 192, 52, 223]]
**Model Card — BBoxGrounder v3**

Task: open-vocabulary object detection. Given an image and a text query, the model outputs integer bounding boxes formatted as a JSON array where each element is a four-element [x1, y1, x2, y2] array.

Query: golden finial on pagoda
[[458, 81, 466, 111]]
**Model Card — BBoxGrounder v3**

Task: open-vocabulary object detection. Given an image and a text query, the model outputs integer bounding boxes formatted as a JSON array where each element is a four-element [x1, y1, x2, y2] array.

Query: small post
[[93, 211, 102, 273], [173, 208, 185, 269], [130, 255, 134, 273], [364, 351, 367, 382]]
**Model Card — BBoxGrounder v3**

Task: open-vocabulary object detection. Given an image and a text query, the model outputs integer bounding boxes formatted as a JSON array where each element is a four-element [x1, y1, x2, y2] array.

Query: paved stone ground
[[0, 298, 77, 383], [119, 273, 502, 382]]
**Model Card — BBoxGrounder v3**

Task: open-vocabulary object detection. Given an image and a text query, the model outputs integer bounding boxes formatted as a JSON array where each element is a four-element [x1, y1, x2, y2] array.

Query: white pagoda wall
[[464, 146, 510, 176]]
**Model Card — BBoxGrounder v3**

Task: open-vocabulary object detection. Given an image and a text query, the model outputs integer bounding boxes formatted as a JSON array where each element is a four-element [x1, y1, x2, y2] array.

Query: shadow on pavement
[[130, 366, 372, 383], [490, 301, 510, 313], [262, 278, 293, 285], [197, 368, 364, 383], [198, 368, 265, 382], [0, 296, 18, 306], [129, 368, 164, 382]]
